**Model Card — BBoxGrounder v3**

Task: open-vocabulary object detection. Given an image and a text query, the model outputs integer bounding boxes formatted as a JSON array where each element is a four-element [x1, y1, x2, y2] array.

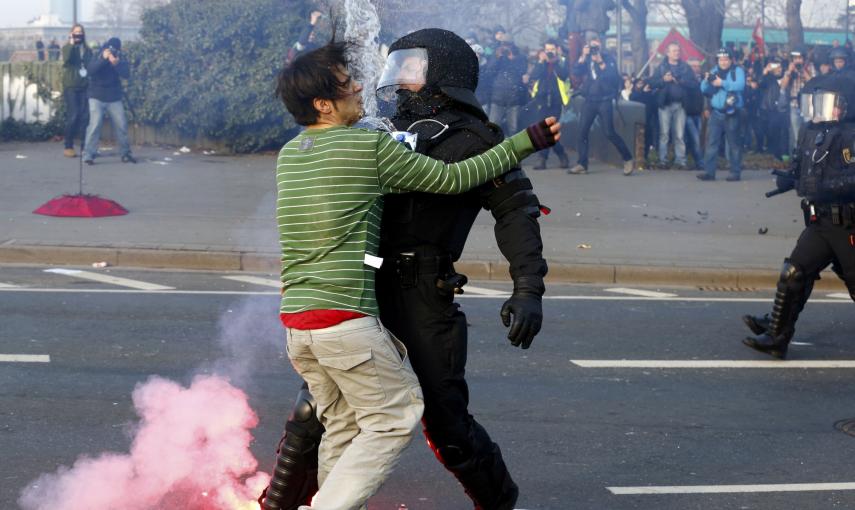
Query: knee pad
[[291, 388, 317, 424], [779, 259, 805, 293]]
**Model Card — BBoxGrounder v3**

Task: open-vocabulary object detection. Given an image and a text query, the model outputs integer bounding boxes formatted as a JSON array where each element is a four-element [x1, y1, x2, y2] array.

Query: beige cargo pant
[[286, 316, 424, 510]]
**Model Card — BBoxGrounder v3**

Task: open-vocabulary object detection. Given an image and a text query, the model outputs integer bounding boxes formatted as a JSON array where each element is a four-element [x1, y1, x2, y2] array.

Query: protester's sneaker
[[84, 159, 94, 166], [63, 148, 76, 158], [696, 173, 715, 181], [623, 159, 634, 175], [567, 164, 587, 175], [121, 154, 137, 164]]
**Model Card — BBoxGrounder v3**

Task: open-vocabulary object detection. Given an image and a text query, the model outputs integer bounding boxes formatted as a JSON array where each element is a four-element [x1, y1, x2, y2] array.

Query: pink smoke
[[19, 375, 270, 510]]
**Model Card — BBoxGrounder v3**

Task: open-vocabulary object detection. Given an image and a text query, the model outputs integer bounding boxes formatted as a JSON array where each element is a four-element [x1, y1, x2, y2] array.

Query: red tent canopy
[[656, 28, 705, 62]]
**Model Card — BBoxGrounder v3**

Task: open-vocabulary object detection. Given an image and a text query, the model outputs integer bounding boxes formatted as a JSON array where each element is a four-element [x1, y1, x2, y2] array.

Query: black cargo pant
[[376, 253, 496, 464], [789, 207, 855, 300]]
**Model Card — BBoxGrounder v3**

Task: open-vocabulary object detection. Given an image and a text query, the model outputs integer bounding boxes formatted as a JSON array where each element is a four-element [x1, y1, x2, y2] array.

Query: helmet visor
[[810, 91, 847, 122], [799, 92, 814, 122], [376, 48, 429, 102]]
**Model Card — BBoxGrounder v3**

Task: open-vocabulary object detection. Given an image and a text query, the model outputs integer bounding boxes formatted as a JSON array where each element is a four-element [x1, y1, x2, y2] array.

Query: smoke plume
[[19, 375, 269, 510]]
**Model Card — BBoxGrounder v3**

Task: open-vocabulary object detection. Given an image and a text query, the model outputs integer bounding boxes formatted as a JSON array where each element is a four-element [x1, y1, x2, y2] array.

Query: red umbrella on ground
[[33, 151, 128, 217]]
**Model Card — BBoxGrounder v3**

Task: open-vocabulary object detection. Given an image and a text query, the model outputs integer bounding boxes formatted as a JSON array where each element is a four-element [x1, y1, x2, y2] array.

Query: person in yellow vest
[[529, 39, 571, 169], [569, 37, 635, 175]]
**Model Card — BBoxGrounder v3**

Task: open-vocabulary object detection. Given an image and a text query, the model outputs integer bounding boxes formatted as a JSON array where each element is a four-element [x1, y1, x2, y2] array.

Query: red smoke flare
[[19, 375, 269, 510]]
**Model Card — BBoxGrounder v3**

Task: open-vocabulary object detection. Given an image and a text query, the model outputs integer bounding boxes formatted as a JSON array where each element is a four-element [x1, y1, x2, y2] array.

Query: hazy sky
[[1, 0, 96, 28]]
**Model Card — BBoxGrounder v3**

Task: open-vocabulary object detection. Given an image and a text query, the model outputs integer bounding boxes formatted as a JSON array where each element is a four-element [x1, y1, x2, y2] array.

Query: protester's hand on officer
[[500, 276, 545, 349], [526, 117, 561, 151]]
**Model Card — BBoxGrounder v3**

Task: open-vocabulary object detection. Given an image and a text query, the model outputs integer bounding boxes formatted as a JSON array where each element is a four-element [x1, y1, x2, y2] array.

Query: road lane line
[[827, 293, 852, 300], [43, 268, 174, 291], [0, 282, 20, 288], [222, 275, 282, 288], [608, 482, 855, 495], [572, 360, 855, 369], [1, 287, 853, 303], [463, 285, 510, 296], [605, 287, 677, 298], [0, 354, 50, 363]]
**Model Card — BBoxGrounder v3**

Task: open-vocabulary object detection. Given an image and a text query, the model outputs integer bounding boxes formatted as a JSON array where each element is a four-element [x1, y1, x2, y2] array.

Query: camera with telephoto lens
[[107, 46, 121, 59], [590, 45, 600, 55]]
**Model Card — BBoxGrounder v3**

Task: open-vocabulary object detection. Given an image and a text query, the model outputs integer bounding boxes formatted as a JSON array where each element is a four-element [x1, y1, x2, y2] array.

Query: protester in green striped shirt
[[272, 39, 560, 510]]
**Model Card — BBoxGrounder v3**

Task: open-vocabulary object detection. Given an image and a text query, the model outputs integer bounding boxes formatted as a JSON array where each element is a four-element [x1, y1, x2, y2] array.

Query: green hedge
[[126, 0, 305, 152]]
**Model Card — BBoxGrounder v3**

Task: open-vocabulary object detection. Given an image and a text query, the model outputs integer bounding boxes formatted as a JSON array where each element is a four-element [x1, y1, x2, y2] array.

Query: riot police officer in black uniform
[[742, 72, 855, 359], [260, 29, 547, 510]]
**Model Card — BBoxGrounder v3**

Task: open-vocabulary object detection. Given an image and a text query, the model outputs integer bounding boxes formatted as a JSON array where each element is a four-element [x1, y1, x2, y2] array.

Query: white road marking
[[0, 287, 852, 303], [790, 341, 814, 346], [463, 285, 510, 296], [827, 293, 852, 300], [608, 482, 855, 495], [222, 275, 282, 288], [0, 282, 20, 288], [0, 354, 50, 363], [605, 287, 677, 298], [43, 268, 174, 291], [572, 360, 855, 369]]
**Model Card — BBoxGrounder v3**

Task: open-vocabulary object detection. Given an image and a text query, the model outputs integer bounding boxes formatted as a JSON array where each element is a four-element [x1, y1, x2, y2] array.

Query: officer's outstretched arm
[[480, 168, 548, 349]]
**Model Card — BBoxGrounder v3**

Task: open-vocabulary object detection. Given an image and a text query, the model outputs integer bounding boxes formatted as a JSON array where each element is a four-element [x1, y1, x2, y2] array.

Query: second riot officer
[[742, 72, 855, 358], [259, 29, 549, 510]]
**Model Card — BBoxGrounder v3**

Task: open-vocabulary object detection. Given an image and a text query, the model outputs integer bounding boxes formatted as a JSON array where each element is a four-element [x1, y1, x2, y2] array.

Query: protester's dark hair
[[545, 38, 559, 47], [276, 39, 355, 126], [70, 23, 86, 42]]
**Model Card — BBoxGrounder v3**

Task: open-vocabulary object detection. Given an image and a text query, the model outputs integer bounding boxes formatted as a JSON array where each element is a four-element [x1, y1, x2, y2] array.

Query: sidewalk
[[0, 140, 843, 290]]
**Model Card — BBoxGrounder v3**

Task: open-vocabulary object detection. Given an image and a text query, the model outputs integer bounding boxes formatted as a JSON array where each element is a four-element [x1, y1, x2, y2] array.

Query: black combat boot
[[742, 261, 805, 359], [742, 274, 815, 339], [445, 444, 519, 510]]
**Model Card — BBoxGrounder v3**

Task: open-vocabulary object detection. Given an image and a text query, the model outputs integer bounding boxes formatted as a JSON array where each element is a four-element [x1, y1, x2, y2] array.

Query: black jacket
[[382, 107, 548, 280], [484, 47, 528, 107], [648, 60, 696, 109], [571, 53, 620, 102], [86, 47, 129, 103]]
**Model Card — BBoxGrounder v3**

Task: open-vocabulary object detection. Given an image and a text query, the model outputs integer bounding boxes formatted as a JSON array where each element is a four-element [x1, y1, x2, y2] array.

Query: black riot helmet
[[798, 73, 855, 123], [377, 28, 485, 119]]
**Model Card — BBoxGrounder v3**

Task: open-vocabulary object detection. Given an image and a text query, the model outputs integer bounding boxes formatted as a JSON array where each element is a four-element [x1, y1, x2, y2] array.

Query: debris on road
[[15, 154, 27, 159], [758, 227, 769, 235], [92, 261, 109, 268], [179, 146, 191, 153], [577, 243, 592, 249]]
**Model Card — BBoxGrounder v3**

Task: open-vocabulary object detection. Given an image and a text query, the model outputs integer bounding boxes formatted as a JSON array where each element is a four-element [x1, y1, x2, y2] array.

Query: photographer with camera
[[60, 24, 92, 158], [569, 37, 634, 175], [83, 37, 135, 165], [697, 47, 745, 181], [528, 38, 571, 169], [781, 48, 814, 152], [648, 42, 696, 169], [485, 28, 528, 137], [759, 56, 790, 160]]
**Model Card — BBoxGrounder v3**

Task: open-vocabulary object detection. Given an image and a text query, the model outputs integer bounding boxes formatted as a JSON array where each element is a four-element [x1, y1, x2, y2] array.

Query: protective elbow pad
[[485, 170, 542, 219]]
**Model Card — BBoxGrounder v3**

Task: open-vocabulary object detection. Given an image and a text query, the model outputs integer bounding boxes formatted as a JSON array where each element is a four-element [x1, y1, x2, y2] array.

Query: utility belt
[[388, 246, 468, 294], [801, 200, 855, 228]]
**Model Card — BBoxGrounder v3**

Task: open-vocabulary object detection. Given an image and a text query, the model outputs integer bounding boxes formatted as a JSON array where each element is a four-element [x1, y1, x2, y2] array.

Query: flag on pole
[[752, 18, 766, 58], [655, 28, 705, 62]]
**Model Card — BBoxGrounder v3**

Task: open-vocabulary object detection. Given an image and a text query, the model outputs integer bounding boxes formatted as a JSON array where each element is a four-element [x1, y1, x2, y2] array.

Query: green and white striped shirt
[[276, 125, 534, 316]]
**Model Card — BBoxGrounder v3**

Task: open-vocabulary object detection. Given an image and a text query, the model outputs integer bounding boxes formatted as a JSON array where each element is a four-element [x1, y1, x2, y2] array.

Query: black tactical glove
[[775, 170, 796, 193], [500, 275, 545, 349]]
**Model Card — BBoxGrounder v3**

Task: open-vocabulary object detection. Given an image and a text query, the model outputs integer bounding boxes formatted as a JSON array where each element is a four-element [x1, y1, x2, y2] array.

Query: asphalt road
[[1, 265, 854, 510]]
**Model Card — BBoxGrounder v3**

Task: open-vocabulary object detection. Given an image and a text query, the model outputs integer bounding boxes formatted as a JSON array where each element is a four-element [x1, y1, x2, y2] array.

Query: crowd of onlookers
[[462, 25, 855, 178]]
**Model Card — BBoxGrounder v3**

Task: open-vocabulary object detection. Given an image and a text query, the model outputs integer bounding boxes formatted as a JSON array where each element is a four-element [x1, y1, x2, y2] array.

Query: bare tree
[[785, 0, 804, 49], [93, 0, 133, 28], [622, 0, 650, 73], [680, 0, 725, 58]]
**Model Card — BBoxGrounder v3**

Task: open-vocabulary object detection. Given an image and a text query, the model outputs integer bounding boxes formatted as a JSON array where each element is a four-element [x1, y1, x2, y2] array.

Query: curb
[[0, 244, 847, 291]]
